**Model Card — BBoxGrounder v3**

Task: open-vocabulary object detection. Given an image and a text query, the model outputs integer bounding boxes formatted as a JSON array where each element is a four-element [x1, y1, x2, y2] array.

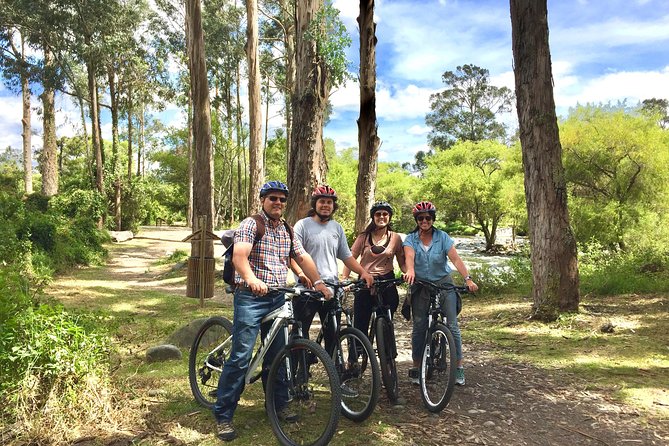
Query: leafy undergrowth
[[463, 291, 669, 417]]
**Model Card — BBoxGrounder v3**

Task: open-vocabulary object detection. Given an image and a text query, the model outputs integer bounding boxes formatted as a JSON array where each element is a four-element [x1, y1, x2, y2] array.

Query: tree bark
[[19, 35, 33, 195], [41, 43, 58, 197], [286, 0, 329, 224], [186, 0, 215, 258], [108, 66, 122, 230], [138, 101, 145, 176], [246, 0, 264, 213], [281, 0, 296, 173], [355, 0, 380, 233], [127, 84, 133, 182], [510, 0, 580, 320]]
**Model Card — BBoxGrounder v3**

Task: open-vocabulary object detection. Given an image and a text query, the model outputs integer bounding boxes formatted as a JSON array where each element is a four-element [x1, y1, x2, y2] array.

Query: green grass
[[464, 292, 669, 415], [40, 243, 669, 444]]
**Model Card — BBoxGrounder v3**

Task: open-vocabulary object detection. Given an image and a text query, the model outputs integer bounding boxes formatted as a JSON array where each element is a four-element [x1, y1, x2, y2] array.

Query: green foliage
[[468, 254, 533, 295], [305, 0, 353, 89], [422, 140, 524, 249], [0, 277, 111, 422], [578, 242, 669, 295], [426, 64, 514, 149], [561, 106, 669, 249]]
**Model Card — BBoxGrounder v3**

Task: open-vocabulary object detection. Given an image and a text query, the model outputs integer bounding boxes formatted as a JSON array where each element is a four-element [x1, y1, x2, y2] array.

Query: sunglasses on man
[[267, 196, 287, 203]]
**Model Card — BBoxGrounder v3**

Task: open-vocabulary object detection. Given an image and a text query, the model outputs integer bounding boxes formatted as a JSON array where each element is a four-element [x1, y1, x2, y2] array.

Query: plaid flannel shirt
[[234, 212, 305, 288]]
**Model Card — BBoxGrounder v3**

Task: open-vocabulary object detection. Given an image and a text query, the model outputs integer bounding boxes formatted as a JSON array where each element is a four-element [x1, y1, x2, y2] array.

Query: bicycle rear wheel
[[419, 322, 456, 413], [375, 317, 399, 403], [266, 338, 341, 446], [188, 316, 233, 408], [336, 327, 380, 422]]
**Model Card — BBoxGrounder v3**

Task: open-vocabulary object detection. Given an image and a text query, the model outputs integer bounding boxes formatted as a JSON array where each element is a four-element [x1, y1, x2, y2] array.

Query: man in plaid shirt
[[213, 181, 331, 442]]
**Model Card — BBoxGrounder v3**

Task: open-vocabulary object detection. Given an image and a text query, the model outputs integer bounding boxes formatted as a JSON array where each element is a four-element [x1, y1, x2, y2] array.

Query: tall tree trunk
[[20, 35, 33, 195], [286, 0, 329, 223], [185, 7, 195, 228], [187, 91, 194, 227], [127, 84, 133, 182], [108, 66, 122, 230], [97, 86, 105, 168], [282, 0, 295, 173], [77, 95, 92, 184], [236, 63, 247, 214], [186, 0, 215, 258], [85, 37, 103, 230], [41, 43, 58, 197], [510, 0, 580, 320], [246, 0, 264, 213], [138, 102, 145, 176], [355, 0, 380, 233]]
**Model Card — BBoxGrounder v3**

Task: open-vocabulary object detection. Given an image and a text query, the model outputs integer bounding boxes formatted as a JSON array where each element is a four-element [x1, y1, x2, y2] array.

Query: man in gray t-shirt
[[291, 185, 373, 355]]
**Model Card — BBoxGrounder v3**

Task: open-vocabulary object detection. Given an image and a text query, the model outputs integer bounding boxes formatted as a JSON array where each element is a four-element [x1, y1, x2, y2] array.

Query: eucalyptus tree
[[286, 0, 351, 223], [354, 0, 380, 233], [511, 0, 580, 320], [426, 64, 514, 150], [186, 0, 215, 259], [0, 27, 34, 193], [246, 0, 264, 212]]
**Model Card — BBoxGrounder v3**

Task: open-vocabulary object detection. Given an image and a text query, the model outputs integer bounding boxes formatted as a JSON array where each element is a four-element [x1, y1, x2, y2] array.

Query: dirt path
[[79, 227, 668, 445]]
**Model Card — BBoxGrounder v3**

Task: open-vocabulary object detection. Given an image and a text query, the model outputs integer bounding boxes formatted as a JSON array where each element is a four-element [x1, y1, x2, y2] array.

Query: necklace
[[369, 229, 390, 254]]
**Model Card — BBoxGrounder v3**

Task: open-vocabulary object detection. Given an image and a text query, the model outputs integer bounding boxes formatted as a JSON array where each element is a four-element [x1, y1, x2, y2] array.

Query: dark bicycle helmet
[[312, 184, 338, 200], [412, 200, 436, 217], [259, 180, 289, 198], [370, 201, 393, 219]]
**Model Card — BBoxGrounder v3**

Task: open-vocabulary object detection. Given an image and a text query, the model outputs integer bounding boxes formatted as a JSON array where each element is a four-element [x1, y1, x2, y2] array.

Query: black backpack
[[221, 214, 294, 286]]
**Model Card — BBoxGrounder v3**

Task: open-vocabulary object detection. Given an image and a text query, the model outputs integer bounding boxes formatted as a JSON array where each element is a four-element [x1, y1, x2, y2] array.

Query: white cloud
[[406, 124, 430, 136]]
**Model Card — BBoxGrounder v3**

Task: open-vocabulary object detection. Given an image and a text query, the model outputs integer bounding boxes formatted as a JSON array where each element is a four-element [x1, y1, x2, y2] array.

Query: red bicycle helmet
[[312, 185, 338, 200], [412, 201, 436, 217]]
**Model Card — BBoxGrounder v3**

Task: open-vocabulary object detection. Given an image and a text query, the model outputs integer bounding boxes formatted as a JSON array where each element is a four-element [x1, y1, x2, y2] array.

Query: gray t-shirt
[[293, 217, 352, 282]]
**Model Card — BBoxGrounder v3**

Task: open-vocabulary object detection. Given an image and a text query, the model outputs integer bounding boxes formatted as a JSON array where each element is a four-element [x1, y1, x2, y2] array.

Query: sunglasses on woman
[[416, 215, 433, 222]]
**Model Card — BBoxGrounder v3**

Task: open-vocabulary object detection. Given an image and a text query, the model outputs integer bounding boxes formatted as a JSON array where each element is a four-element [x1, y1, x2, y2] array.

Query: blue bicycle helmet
[[259, 180, 289, 198]]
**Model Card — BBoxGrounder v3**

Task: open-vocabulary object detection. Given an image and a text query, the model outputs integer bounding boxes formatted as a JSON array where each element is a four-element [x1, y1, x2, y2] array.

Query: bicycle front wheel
[[336, 327, 380, 422], [266, 338, 341, 446], [375, 317, 399, 403], [419, 322, 457, 413], [188, 316, 233, 408]]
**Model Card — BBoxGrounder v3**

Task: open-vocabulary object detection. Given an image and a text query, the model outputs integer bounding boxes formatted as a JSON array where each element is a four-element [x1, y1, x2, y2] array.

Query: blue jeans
[[410, 276, 462, 364], [213, 289, 289, 423]]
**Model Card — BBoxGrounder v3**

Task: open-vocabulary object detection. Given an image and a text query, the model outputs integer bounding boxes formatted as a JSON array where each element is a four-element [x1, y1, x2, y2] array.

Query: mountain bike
[[188, 287, 341, 446], [365, 277, 405, 403], [413, 279, 470, 413], [311, 279, 381, 422]]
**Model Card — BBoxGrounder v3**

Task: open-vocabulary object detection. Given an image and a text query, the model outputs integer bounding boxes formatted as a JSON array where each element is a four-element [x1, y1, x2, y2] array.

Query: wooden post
[[198, 214, 206, 307]]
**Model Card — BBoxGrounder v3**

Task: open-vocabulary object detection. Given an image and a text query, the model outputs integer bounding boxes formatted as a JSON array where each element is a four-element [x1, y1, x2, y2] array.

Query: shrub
[[0, 278, 115, 440]]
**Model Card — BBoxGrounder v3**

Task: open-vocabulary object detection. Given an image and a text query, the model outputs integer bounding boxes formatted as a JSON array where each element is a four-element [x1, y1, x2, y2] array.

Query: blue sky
[[2, 0, 668, 164]]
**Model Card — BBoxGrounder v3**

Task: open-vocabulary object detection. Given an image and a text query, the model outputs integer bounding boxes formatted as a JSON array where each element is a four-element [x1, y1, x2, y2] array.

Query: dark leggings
[[353, 272, 399, 338], [293, 296, 338, 356]]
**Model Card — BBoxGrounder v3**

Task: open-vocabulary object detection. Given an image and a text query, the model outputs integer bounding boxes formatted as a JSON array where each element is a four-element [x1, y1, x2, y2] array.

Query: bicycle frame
[[202, 290, 314, 386]]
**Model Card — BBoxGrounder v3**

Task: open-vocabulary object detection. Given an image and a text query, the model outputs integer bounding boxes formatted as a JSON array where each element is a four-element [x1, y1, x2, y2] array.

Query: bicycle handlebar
[[413, 278, 471, 294], [269, 286, 325, 299]]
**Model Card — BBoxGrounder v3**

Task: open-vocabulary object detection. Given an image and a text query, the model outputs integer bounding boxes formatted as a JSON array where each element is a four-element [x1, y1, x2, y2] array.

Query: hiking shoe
[[277, 405, 300, 423], [217, 421, 237, 441], [455, 367, 465, 386], [408, 368, 419, 385], [340, 382, 359, 398]]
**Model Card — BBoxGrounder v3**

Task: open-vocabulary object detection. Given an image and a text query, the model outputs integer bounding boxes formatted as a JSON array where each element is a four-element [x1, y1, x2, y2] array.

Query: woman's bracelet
[[313, 279, 324, 286]]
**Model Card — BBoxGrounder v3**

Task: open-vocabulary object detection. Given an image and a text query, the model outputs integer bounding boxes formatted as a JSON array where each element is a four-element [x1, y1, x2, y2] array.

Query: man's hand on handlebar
[[314, 281, 332, 300]]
